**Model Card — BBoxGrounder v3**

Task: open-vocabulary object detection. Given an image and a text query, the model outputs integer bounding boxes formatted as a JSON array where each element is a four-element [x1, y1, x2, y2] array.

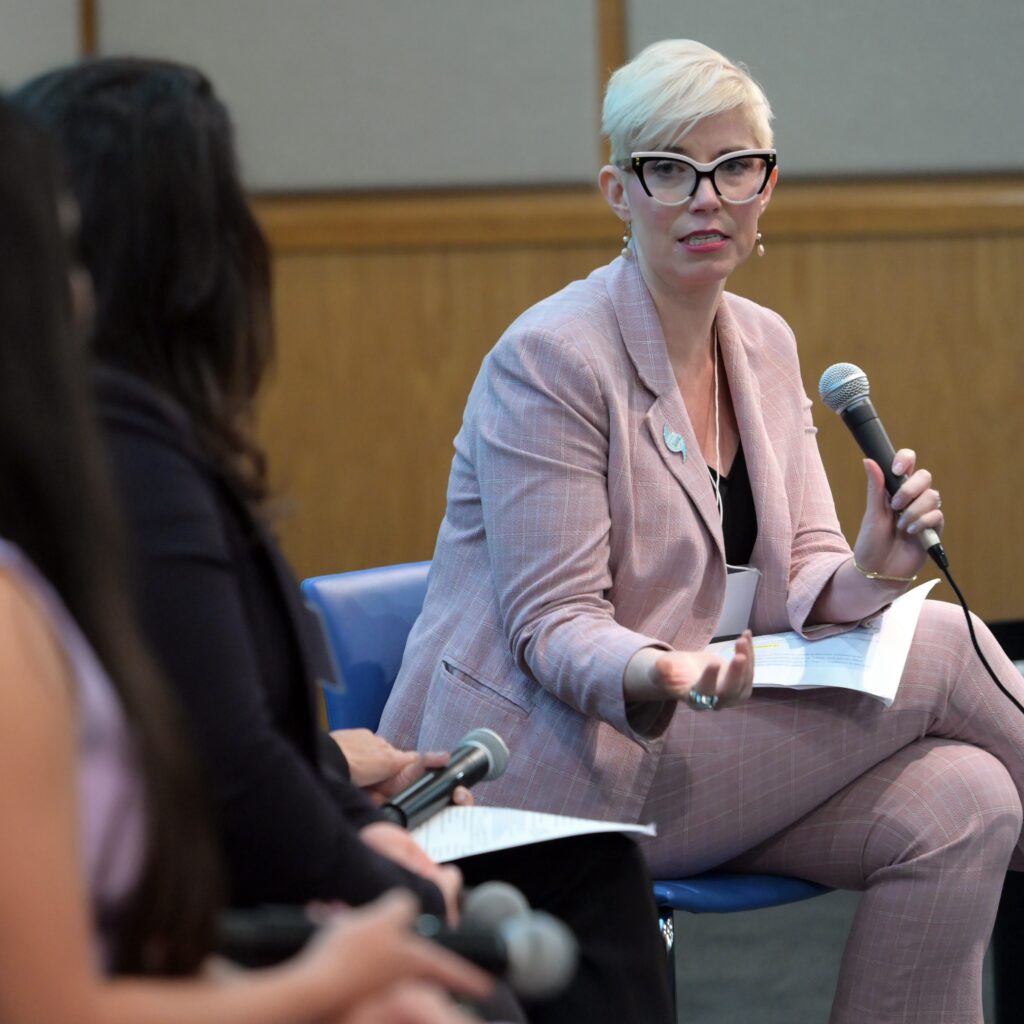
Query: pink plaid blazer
[[380, 255, 855, 823]]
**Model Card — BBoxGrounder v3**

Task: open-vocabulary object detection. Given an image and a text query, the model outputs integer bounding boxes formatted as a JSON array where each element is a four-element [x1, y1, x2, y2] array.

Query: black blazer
[[96, 367, 442, 913]]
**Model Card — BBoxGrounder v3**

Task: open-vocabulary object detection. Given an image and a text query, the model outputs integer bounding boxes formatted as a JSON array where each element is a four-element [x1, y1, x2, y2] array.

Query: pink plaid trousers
[[640, 600, 1023, 1023]]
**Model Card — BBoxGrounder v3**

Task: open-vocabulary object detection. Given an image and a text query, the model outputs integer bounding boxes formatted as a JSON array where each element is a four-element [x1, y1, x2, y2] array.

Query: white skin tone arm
[[0, 571, 490, 1024]]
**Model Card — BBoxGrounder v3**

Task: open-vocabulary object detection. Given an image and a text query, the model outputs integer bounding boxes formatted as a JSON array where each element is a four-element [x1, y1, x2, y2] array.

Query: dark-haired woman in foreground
[[0, 97, 490, 1024], [16, 57, 673, 1024]]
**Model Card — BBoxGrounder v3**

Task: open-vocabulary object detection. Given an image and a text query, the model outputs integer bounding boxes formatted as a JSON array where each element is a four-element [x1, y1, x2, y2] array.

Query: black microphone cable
[[819, 361, 1024, 718], [937, 562, 1024, 718]]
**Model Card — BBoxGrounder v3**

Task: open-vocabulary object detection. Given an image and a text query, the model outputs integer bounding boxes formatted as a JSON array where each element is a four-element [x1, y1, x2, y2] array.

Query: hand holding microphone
[[361, 728, 510, 925], [330, 730, 475, 806], [819, 363, 1024, 719], [818, 363, 948, 575], [216, 882, 578, 1001], [415, 881, 578, 1001], [379, 728, 509, 829]]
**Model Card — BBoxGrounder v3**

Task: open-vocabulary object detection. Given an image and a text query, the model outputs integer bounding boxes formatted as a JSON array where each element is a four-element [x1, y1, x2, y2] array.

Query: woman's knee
[[914, 599, 1012, 665], [902, 601, 1016, 709], [891, 743, 1021, 868], [912, 599, 974, 662]]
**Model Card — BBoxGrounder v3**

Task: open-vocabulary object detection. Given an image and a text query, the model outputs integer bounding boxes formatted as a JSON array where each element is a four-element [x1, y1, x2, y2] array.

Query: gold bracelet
[[853, 559, 918, 584]]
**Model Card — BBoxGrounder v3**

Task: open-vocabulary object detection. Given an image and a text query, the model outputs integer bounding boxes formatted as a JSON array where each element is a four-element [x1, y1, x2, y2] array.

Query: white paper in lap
[[710, 580, 940, 707], [411, 805, 656, 863]]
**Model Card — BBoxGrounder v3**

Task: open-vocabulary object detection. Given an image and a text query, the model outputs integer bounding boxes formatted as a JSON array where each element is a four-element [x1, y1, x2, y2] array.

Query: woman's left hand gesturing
[[852, 449, 944, 581]]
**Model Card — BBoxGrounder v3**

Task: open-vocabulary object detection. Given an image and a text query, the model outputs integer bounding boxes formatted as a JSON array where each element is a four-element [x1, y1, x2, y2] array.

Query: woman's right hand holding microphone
[[297, 890, 492, 1023]]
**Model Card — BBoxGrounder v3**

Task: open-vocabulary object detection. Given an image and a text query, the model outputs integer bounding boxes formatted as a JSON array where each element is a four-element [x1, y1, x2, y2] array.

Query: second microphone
[[379, 727, 510, 828]]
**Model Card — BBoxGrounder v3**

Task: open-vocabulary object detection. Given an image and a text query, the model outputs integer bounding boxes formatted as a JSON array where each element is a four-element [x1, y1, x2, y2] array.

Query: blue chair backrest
[[301, 561, 431, 730]]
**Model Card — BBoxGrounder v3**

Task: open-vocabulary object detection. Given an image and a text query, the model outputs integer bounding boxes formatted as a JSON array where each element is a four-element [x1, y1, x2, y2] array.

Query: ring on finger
[[688, 691, 718, 711]]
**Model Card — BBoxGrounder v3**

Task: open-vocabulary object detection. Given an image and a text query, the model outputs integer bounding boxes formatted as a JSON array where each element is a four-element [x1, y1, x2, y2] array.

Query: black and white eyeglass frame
[[629, 148, 778, 206]]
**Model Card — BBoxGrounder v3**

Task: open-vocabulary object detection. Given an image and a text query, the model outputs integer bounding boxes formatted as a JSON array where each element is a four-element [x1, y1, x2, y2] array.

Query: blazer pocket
[[439, 656, 533, 718]]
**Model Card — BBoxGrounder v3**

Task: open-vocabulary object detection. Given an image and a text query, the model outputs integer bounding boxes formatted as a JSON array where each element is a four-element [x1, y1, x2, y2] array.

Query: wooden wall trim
[[254, 188, 613, 253], [254, 176, 1024, 254], [597, 0, 626, 88], [768, 177, 1024, 240], [79, 0, 98, 56], [595, 0, 625, 153]]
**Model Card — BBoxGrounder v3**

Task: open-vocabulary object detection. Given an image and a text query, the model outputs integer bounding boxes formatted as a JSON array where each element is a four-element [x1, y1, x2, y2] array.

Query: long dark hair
[[0, 97, 220, 974], [14, 58, 273, 501]]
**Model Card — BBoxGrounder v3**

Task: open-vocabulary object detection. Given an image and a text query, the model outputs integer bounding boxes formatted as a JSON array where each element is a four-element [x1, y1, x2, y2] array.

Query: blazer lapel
[[604, 259, 726, 561], [715, 299, 791, 624]]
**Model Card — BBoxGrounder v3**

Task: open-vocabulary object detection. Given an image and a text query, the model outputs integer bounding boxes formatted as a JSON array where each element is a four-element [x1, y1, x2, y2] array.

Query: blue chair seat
[[654, 872, 828, 915]]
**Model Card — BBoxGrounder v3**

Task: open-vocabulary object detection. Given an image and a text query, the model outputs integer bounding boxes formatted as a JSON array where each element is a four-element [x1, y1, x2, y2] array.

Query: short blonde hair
[[602, 39, 774, 165]]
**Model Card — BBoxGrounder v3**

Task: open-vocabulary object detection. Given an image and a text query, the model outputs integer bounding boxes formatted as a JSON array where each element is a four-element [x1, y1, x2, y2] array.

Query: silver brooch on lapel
[[663, 424, 687, 462]]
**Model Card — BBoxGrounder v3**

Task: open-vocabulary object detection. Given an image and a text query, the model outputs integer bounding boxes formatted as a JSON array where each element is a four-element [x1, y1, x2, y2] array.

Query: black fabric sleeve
[[317, 726, 352, 778], [103, 412, 442, 914], [316, 730, 389, 830]]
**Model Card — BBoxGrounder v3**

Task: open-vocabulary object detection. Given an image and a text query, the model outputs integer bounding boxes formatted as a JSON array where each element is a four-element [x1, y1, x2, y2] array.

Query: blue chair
[[305, 561, 431, 732], [302, 561, 829, 994]]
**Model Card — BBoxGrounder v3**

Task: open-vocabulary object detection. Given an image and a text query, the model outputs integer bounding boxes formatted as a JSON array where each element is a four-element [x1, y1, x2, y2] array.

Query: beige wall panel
[[99, 0, 601, 190], [0, 0, 79, 89], [627, 0, 1024, 176], [257, 183, 1024, 621]]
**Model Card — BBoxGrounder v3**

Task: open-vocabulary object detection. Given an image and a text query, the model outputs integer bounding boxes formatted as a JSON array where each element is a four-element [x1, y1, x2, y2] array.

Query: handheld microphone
[[462, 880, 531, 931], [379, 727, 510, 829], [818, 362, 948, 569], [414, 885, 578, 1001], [216, 883, 578, 999], [218, 905, 316, 968], [218, 882, 527, 967], [415, 911, 577, 1000]]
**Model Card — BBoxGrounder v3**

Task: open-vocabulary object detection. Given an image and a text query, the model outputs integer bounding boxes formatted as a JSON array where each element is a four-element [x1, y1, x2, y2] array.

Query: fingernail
[[893, 459, 907, 474], [907, 522, 920, 534], [896, 514, 907, 530]]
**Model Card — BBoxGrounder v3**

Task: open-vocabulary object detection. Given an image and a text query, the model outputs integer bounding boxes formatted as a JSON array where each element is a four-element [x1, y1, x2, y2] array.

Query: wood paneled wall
[[254, 177, 1024, 621]]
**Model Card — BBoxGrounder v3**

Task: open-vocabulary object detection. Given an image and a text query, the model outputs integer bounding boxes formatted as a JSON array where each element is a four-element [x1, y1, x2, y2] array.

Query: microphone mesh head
[[818, 362, 870, 414], [460, 727, 510, 781], [463, 882, 530, 931], [504, 911, 579, 999]]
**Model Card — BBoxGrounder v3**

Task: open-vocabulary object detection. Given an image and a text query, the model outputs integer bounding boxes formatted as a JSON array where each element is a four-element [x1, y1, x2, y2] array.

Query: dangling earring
[[755, 231, 765, 258], [621, 222, 633, 259]]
